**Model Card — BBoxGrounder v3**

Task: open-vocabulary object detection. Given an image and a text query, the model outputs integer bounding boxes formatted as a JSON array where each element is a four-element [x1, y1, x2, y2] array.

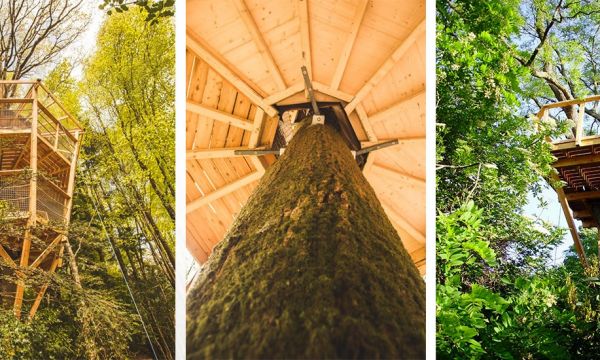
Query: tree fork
[[187, 120, 425, 359]]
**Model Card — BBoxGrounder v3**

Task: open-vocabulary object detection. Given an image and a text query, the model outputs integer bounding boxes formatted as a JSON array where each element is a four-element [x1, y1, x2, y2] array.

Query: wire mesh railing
[[0, 171, 68, 225]]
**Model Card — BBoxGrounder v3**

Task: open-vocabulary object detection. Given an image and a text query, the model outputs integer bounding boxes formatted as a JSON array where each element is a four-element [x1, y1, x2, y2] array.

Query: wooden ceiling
[[186, 0, 426, 274]]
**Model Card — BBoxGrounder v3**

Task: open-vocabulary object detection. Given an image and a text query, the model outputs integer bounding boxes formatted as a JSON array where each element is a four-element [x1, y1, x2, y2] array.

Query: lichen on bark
[[187, 121, 425, 359]]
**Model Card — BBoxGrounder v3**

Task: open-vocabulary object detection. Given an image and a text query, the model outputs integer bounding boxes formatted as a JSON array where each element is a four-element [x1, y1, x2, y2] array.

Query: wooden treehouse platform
[[0, 80, 83, 319], [541, 95, 600, 266]]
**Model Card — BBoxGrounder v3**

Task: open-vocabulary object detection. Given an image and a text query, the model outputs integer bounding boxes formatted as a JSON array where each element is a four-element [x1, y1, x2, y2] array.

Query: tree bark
[[187, 121, 425, 359]]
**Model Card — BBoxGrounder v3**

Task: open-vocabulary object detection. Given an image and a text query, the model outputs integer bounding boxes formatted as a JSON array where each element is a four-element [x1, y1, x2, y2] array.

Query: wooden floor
[[186, 0, 426, 274]]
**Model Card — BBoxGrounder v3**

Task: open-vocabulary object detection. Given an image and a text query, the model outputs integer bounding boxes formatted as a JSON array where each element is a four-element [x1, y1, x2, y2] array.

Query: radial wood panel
[[186, 0, 426, 274]]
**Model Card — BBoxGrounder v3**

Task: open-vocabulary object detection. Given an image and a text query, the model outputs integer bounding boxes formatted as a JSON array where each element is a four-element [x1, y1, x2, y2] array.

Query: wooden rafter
[[554, 154, 600, 168], [312, 82, 354, 102], [298, 0, 312, 80], [265, 83, 304, 105], [330, 0, 369, 89], [187, 101, 254, 131], [368, 89, 425, 124], [187, 171, 262, 214], [233, 0, 286, 91], [186, 31, 278, 117], [345, 19, 425, 114], [355, 103, 377, 142], [371, 162, 425, 187], [187, 147, 266, 160], [380, 201, 425, 245]]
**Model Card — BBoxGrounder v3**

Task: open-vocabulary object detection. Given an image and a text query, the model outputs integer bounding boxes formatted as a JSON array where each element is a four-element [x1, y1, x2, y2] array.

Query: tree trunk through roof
[[187, 119, 425, 359]]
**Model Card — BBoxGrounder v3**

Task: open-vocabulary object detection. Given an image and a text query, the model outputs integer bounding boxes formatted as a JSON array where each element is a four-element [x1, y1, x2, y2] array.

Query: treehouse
[[0, 80, 83, 319], [186, 0, 425, 274], [541, 95, 600, 266]]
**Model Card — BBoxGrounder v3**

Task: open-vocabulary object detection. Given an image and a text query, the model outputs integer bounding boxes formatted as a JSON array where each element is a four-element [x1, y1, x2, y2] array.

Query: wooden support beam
[[368, 89, 425, 124], [186, 32, 278, 117], [361, 135, 425, 148], [380, 201, 425, 246], [298, 0, 312, 79], [330, 0, 369, 89], [187, 146, 268, 160], [187, 171, 262, 214], [575, 103, 586, 146], [249, 108, 265, 148], [550, 172, 588, 267], [553, 154, 600, 168], [565, 190, 600, 201], [14, 85, 38, 318], [370, 162, 424, 188], [355, 103, 377, 142], [233, 0, 286, 91], [345, 19, 425, 114], [264, 83, 304, 105], [573, 209, 592, 218], [30, 234, 63, 268], [29, 251, 61, 320], [187, 101, 254, 130], [312, 82, 354, 102], [0, 244, 15, 266], [540, 95, 600, 110]]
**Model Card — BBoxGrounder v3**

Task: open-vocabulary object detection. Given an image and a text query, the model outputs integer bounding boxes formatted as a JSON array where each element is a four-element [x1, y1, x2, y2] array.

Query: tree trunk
[[187, 121, 425, 359]]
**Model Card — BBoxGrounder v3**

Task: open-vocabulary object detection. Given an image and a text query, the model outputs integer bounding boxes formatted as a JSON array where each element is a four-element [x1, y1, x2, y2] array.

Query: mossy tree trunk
[[187, 121, 425, 359]]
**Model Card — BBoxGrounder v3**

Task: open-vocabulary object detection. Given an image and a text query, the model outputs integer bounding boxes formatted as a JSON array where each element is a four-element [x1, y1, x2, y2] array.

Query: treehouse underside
[[552, 141, 600, 228]]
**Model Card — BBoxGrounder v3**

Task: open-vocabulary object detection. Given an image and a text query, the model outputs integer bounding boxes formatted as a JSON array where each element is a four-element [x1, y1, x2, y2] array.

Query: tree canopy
[[437, 0, 600, 358]]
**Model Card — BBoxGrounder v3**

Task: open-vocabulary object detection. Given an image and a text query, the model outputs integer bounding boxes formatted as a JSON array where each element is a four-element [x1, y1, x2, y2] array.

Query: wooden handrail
[[37, 103, 77, 142]]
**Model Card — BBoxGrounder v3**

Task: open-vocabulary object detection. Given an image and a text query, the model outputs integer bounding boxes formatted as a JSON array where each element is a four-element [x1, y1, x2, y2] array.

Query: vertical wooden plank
[[575, 102, 586, 146]]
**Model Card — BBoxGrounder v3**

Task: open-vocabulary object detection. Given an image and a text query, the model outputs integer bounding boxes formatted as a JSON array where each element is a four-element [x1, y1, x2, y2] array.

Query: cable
[[83, 172, 159, 360]]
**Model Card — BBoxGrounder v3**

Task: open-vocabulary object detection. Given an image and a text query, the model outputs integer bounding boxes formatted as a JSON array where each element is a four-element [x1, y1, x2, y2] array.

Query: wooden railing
[[537, 95, 600, 147]]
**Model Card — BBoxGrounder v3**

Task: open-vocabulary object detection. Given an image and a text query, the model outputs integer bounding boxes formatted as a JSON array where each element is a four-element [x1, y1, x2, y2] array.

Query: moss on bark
[[187, 122, 425, 359]]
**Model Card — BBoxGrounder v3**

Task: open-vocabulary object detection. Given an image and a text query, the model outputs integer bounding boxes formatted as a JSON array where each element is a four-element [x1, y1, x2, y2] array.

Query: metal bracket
[[311, 115, 325, 125]]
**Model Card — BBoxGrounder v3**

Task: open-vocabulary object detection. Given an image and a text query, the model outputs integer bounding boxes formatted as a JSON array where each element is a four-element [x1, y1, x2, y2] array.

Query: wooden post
[[575, 102, 585, 146], [550, 172, 588, 267], [13, 83, 38, 318]]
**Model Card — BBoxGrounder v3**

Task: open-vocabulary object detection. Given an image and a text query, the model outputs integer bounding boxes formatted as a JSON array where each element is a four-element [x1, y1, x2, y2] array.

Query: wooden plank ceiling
[[186, 0, 426, 274]]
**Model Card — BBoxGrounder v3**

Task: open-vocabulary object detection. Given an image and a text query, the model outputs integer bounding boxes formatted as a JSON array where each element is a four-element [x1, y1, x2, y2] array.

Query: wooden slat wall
[[186, 0, 426, 274]]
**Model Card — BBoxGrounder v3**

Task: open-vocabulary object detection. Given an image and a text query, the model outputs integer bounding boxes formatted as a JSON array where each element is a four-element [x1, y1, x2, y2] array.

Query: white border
[[175, 0, 187, 358], [425, 0, 437, 358]]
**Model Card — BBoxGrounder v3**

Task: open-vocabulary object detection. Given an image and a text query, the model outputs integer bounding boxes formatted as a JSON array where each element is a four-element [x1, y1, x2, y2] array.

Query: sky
[[522, 182, 576, 266]]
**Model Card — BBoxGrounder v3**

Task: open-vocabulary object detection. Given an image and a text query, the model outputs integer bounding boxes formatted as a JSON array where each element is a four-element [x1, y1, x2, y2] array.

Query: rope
[[83, 172, 159, 360]]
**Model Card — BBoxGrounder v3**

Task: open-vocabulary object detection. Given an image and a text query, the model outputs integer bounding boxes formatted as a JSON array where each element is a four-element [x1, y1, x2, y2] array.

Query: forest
[[437, 0, 600, 358], [0, 1, 175, 359]]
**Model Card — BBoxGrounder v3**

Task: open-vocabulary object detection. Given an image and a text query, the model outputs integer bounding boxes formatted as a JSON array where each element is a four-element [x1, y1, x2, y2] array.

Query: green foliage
[[99, 0, 174, 24], [437, 0, 600, 358]]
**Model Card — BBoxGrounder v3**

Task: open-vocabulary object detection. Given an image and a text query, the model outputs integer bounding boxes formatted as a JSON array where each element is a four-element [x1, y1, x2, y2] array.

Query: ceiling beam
[[345, 19, 425, 114], [264, 83, 304, 105], [186, 31, 278, 117], [233, 0, 286, 91], [380, 201, 425, 245], [565, 191, 600, 201], [298, 0, 312, 79], [368, 89, 425, 124], [249, 108, 265, 148], [355, 103, 377, 142], [312, 82, 354, 102], [187, 171, 262, 214], [553, 154, 600, 168], [361, 135, 425, 148], [330, 0, 369, 90], [370, 162, 425, 188], [187, 101, 254, 131], [187, 147, 266, 160]]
